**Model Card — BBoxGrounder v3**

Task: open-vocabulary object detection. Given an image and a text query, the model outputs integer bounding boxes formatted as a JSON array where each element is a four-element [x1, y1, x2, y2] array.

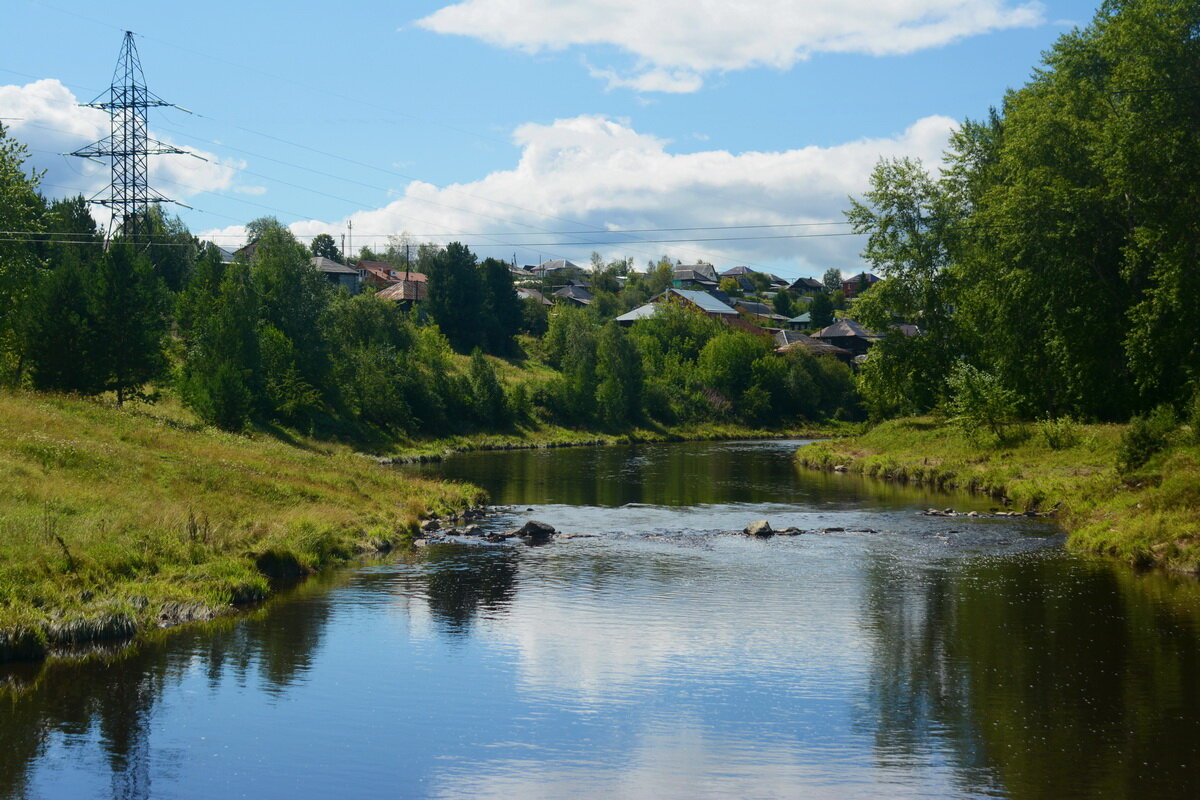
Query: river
[[2, 440, 1198, 799]]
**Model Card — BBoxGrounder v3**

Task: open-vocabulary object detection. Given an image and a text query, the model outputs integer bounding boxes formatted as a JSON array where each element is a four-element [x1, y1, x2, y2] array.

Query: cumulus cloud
[[234, 113, 954, 278], [0, 79, 244, 220], [417, 0, 1044, 92]]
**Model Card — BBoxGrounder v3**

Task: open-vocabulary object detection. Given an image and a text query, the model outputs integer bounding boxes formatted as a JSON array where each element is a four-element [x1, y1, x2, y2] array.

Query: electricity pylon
[[71, 31, 195, 241]]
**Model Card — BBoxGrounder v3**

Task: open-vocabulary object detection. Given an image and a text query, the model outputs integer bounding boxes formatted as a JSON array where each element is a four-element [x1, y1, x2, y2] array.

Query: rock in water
[[776, 527, 805, 536], [516, 520, 556, 542], [744, 520, 774, 537]]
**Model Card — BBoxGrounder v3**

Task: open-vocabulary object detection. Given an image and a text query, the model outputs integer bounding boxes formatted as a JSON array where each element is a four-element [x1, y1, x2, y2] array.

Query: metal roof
[[658, 289, 738, 315], [813, 319, 876, 339], [311, 256, 359, 276], [615, 303, 661, 323]]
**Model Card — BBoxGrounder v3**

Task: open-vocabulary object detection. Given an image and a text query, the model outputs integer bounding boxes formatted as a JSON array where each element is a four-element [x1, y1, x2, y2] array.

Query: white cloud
[[233, 113, 954, 278], [417, 0, 1044, 92], [0, 79, 245, 222]]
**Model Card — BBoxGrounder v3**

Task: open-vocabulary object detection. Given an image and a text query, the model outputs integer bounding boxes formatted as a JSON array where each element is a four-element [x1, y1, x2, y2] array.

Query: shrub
[[945, 362, 1020, 442], [1118, 405, 1177, 473], [1038, 415, 1081, 450]]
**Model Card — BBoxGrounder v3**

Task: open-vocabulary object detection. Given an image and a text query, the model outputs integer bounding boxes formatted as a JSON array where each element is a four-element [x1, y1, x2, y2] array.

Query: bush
[[1118, 404, 1177, 473], [945, 362, 1019, 442], [1037, 415, 1081, 450], [1187, 390, 1200, 444]]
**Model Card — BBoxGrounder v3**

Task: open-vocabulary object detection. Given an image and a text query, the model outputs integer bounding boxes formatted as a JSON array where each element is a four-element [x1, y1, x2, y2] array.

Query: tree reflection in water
[[0, 573, 339, 799], [859, 548, 1200, 800]]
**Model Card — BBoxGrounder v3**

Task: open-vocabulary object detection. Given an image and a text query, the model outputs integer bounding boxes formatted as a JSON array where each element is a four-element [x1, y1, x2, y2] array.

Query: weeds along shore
[[797, 417, 1200, 574]]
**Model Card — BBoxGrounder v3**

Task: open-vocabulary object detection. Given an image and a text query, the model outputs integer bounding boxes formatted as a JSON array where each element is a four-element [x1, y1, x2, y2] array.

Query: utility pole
[[70, 31, 196, 242], [347, 219, 353, 261]]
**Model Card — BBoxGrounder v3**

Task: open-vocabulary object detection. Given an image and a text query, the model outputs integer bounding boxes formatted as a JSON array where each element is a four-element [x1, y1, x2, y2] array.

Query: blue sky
[[2, 0, 1101, 278]]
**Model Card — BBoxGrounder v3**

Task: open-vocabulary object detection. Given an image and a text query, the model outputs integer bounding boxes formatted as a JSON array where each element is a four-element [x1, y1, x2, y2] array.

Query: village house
[[671, 267, 718, 291], [773, 329, 854, 362], [841, 271, 882, 299], [375, 271, 427, 306], [788, 277, 825, 294], [516, 287, 553, 306], [311, 256, 361, 294], [355, 260, 403, 290], [811, 318, 880, 357], [552, 285, 594, 306]]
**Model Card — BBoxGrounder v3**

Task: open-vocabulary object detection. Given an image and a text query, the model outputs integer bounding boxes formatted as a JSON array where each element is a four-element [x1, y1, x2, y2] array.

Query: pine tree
[[88, 241, 168, 404]]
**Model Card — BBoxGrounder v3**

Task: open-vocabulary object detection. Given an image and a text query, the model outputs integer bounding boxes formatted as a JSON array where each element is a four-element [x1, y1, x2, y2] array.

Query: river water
[[2, 440, 1198, 799]]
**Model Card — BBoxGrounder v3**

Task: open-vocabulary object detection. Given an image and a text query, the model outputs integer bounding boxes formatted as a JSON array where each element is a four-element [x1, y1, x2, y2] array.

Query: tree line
[[0, 136, 860, 437]]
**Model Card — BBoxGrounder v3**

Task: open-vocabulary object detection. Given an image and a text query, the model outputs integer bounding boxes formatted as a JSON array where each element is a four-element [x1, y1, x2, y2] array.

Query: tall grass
[[0, 391, 481, 662]]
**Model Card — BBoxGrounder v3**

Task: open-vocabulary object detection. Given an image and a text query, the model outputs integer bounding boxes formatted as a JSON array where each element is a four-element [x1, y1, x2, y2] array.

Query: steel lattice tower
[[71, 31, 188, 241]]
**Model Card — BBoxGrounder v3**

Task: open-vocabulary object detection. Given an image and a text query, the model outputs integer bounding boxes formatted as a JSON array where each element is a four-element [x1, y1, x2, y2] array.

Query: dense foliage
[[849, 0, 1200, 424]]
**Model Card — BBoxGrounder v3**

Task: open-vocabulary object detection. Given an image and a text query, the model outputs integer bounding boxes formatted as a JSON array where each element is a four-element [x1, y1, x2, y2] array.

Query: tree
[[808, 292, 834, 329], [89, 241, 169, 404], [773, 291, 795, 318], [310, 233, 342, 263], [846, 157, 960, 413], [480, 257, 522, 354], [822, 268, 842, 293], [246, 218, 333, 418], [0, 123, 45, 385], [719, 277, 743, 297], [468, 349, 508, 427], [595, 323, 642, 428], [422, 241, 485, 353], [177, 246, 262, 429]]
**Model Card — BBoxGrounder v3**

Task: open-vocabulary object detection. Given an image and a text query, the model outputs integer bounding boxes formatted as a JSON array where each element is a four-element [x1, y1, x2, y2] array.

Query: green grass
[[797, 417, 1200, 573], [0, 391, 482, 662]]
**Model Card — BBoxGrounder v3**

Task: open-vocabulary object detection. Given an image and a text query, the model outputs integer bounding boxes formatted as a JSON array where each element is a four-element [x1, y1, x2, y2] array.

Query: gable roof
[[311, 256, 359, 276], [615, 303, 661, 323], [516, 287, 553, 305], [789, 277, 825, 292], [672, 268, 717, 285], [775, 334, 853, 358], [735, 300, 780, 317], [812, 318, 876, 340], [376, 278, 427, 302], [720, 266, 754, 277], [677, 263, 718, 281], [654, 288, 738, 315], [534, 259, 581, 273], [788, 312, 812, 324], [553, 285, 594, 304]]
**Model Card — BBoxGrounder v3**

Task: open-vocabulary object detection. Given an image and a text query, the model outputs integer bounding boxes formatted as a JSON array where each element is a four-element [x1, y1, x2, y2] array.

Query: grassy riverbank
[[0, 389, 834, 663], [0, 391, 483, 663], [797, 418, 1200, 573]]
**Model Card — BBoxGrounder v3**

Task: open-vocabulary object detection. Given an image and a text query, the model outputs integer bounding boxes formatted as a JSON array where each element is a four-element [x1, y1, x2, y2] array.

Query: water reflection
[[2, 442, 1198, 799]]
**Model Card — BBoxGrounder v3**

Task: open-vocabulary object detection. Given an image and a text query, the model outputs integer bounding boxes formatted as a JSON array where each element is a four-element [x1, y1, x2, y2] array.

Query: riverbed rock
[[744, 520, 774, 537], [776, 527, 805, 536], [516, 520, 556, 542], [420, 519, 440, 533], [833, 464, 849, 473], [463, 525, 483, 537]]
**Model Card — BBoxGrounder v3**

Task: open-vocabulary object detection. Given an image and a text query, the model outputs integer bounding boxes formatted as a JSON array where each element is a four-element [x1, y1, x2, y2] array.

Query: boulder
[[516, 520, 556, 542], [420, 519, 440, 533], [776, 527, 805, 536], [743, 520, 774, 537], [463, 525, 483, 537]]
